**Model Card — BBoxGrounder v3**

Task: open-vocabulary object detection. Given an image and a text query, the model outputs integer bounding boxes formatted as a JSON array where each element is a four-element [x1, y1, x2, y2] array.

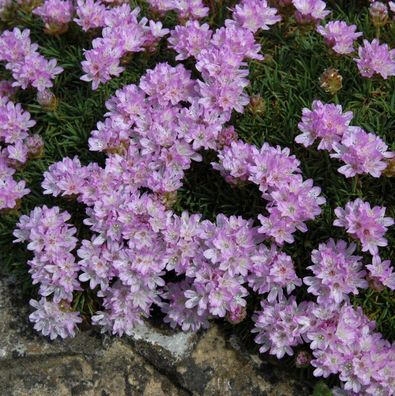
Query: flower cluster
[[33, 0, 74, 35], [0, 28, 63, 92], [213, 140, 326, 244], [304, 239, 367, 305], [81, 4, 169, 89], [355, 39, 395, 79], [147, 0, 209, 20], [74, 0, 107, 31], [296, 100, 394, 178], [334, 198, 394, 255], [317, 20, 362, 54], [11, 0, 395, 393], [29, 298, 82, 340], [232, 0, 282, 33], [292, 0, 330, 24], [332, 127, 394, 178], [295, 100, 353, 151], [14, 206, 81, 302], [168, 20, 212, 60], [253, 297, 313, 359], [171, 1, 279, 119], [366, 255, 395, 290], [0, 95, 43, 211], [307, 304, 395, 395], [14, 206, 82, 339], [247, 244, 302, 302]]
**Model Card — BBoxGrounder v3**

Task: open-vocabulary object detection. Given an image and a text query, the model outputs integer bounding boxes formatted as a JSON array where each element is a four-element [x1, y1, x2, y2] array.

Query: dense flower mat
[[0, 0, 395, 394]]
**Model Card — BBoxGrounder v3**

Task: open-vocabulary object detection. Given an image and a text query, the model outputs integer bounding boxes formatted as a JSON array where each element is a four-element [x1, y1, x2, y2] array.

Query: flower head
[[334, 199, 394, 255], [355, 39, 395, 79]]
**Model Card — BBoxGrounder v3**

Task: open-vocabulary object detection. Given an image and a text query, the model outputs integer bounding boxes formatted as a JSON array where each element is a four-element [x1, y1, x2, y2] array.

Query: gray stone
[[0, 272, 310, 396], [129, 324, 309, 396]]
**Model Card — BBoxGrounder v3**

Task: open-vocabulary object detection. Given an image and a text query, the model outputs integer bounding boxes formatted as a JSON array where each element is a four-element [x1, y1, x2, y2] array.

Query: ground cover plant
[[0, 0, 395, 394]]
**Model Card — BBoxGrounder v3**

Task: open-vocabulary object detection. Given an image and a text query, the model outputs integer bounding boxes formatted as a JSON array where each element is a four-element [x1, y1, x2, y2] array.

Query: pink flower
[[304, 239, 367, 305], [29, 298, 82, 340], [317, 20, 362, 54], [366, 255, 395, 290], [334, 198, 394, 255], [354, 39, 395, 79], [292, 0, 330, 24], [296, 100, 353, 151], [74, 0, 107, 31], [233, 0, 281, 33], [331, 127, 394, 178]]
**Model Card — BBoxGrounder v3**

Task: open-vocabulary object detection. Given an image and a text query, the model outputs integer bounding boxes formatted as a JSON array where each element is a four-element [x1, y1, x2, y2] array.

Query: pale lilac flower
[[233, 0, 282, 33], [292, 0, 330, 24], [331, 127, 394, 178], [253, 297, 313, 358], [317, 21, 362, 54], [74, 0, 107, 31], [81, 46, 124, 90], [248, 244, 302, 301], [0, 28, 63, 91], [162, 280, 209, 331], [0, 177, 29, 210], [33, 0, 74, 32], [366, 255, 395, 290], [173, 0, 209, 19], [304, 239, 367, 305], [296, 100, 353, 150], [29, 298, 82, 340], [354, 39, 395, 79], [168, 21, 212, 60], [334, 199, 394, 255]]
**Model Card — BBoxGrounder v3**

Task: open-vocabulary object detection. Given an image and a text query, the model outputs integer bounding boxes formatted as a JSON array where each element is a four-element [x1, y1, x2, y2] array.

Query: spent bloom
[[354, 39, 395, 79], [369, 1, 389, 27], [317, 20, 362, 54], [334, 198, 394, 255]]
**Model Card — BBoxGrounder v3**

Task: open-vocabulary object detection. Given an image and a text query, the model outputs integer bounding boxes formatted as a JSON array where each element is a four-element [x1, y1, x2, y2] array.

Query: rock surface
[[0, 274, 310, 396]]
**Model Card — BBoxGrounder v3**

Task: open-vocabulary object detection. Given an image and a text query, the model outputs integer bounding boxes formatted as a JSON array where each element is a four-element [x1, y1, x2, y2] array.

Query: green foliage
[[312, 381, 333, 396], [0, 0, 394, 350]]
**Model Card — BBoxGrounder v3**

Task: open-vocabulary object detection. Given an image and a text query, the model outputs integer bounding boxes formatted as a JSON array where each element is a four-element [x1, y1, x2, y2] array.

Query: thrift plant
[[0, 0, 395, 394]]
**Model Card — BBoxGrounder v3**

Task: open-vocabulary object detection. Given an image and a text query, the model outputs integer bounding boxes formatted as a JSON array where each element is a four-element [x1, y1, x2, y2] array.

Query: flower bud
[[25, 134, 45, 159], [383, 157, 395, 177], [160, 191, 178, 209], [369, 2, 388, 28], [44, 22, 69, 35], [37, 90, 58, 111], [248, 94, 265, 116], [218, 126, 238, 149], [226, 306, 247, 324], [295, 350, 312, 368], [319, 67, 342, 95]]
